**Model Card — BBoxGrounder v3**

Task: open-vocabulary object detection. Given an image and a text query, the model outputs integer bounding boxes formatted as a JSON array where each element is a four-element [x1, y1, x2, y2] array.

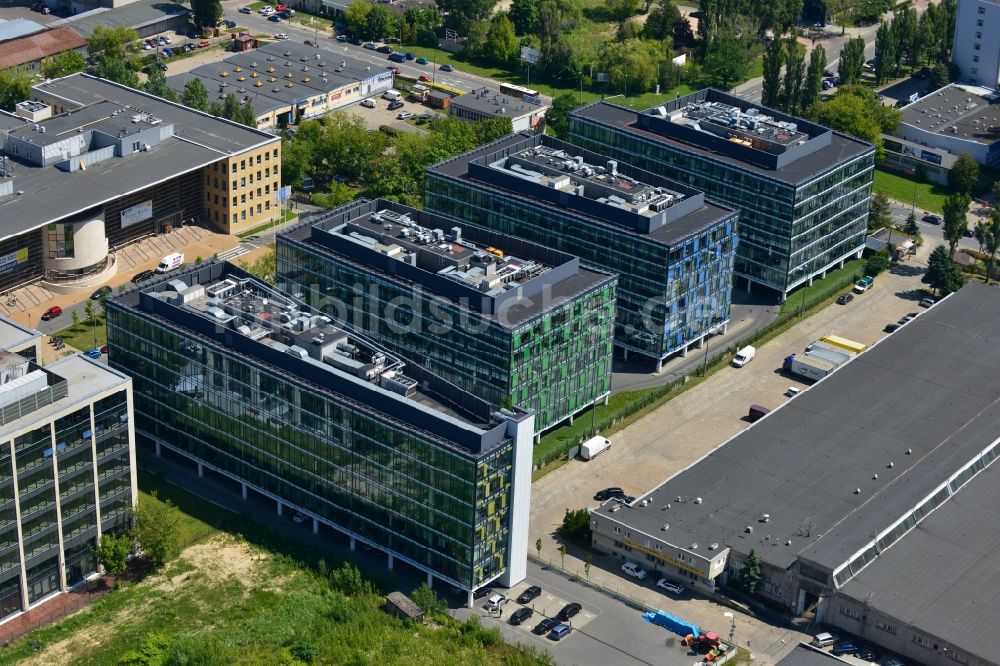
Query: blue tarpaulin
[[643, 610, 699, 637]]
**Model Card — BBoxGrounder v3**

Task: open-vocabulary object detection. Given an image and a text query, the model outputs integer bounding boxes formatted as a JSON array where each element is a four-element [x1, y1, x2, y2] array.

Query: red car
[[275, 3, 288, 9], [418, 74, 431, 82], [198, 39, 210, 48], [41, 306, 62, 320]]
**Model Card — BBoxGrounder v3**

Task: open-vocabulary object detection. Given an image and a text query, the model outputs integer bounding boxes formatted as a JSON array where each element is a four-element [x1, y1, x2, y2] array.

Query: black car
[[856, 647, 880, 662], [377, 45, 394, 54], [594, 487, 625, 501], [964, 228, 975, 237], [349, 36, 363, 45], [91, 285, 113, 300], [532, 618, 559, 635], [472, 587, 491, 600], [388, 100, 404, 110], [440, 63, 454, 72], [508, 607, 533, 626], [132, 270, 155, 283], [922, 214, 942, 225], [557, 602, 582, 622], [837, 293, 854, 305], [884, 323, 901, 333], [517, 585, 541, 604]]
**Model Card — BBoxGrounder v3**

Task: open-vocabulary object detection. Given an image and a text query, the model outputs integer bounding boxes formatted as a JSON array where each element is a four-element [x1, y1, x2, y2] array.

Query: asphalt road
[[888, 199, 980, 254]]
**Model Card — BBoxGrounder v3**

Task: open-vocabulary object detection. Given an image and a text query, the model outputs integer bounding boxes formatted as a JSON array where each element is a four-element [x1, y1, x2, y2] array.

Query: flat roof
[[450, 87, 548, 119], [0, 74, 277, 242], [776, 645, 852, 666], [899, 83, 1000, 145], [839, 461, 1000, 660], [0, 317, 41, 352], [0, 353, 130, 438], [0, 18, 45, 42], [60, 0, 189, 38], [111, 261, 524, 456], [427, 133, 734, 247], [282, 199, 615, 327], [571, 94, 874, 186], [606, 283, 1000, 572]]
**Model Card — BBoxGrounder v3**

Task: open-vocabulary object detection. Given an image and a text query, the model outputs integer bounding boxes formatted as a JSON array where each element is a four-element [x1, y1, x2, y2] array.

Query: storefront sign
[[623, 538, 706, 576], [120, 200, 153, 229], [0, 248, 28, 275]]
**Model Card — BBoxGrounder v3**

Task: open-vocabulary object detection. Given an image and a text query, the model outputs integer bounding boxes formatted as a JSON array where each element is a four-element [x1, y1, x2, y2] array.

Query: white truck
[[382, 89, 401, 102], [580, 436, 611, 460], [155, 252, 184, 273], [783, 354, 835, 381], [732, 345, 756, 367]]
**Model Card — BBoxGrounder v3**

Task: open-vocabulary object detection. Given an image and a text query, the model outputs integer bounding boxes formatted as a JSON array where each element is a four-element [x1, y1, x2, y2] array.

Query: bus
[[498, 83, 539, 99], [819, 335, 867, 354]]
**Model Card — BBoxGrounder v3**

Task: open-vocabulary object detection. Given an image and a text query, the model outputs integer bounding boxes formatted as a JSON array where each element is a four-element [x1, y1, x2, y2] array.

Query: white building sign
[[120, 200, 153, 229]]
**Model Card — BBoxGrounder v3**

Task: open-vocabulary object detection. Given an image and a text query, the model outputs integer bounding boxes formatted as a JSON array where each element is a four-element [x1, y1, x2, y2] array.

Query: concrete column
[[350, 536, 356, 552], [241, 482, 247, 499], [808, 276, 814, 286], [568, 414, 574, 425], [821, 270, 827, 279], [721, 322, 728, 335], [312, 518, 319, 534], [533, 433, 540, 444], [466, 590, 475, 609], [387, 554, 394, 571], [698, 337, 705, 349], [276, 501, 283, 517], [603, 395, 609, 406], [427, 572, 433, 587], [681, 344, 689, 357], [655, 359, 662, 372], [746, 277, 753, 293], [623, 348, 629, 362], [155, 441, 161, 457]]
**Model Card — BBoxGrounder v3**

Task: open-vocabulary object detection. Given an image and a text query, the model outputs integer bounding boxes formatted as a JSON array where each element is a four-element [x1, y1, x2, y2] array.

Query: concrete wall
[[42, 215, 109, 274]]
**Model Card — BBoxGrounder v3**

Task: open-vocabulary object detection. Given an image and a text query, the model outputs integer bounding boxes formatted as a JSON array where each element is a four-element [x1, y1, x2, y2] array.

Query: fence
[[0, 585, 109, 647]]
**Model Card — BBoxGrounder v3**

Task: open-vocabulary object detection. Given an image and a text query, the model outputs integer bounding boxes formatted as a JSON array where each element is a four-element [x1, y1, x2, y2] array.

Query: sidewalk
[[0, 577, 111, 647]]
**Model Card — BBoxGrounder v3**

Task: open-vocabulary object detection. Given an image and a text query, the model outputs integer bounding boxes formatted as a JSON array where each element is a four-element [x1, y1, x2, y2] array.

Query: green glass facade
[[107, 300, 520, 589], [277, 235, 616, 432], [569, 103, 876, 294], [0, 388, 131, 623], [424, 162, 736, 365]]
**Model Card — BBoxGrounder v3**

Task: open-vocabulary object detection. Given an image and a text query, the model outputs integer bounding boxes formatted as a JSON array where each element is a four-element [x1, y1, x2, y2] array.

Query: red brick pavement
[[0, 577, 112, 647]]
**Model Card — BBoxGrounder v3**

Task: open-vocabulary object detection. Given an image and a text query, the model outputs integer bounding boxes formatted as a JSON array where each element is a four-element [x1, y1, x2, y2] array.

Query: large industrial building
[[168, 40, 395, 129], [588, 283, 1000, 666], [951, 0, 1000, 89], [0, 315, 136, 625], [105, 262, 533, 603], [425, 133, 737, 370], [569, 89, 875, 298], [0, 74, 281, 294], [277, 199, 617, 434]]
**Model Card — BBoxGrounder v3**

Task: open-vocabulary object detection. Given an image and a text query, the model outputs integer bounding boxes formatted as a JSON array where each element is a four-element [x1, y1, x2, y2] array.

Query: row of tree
[[762, 39, 827, 115], [872, 2, 956, 85], [95, 491, 180, 582]]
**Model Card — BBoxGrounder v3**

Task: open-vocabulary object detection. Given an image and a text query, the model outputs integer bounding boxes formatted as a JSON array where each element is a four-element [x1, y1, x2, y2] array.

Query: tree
[[868, 192, 892, 231], [905, 212, 921, 238], [928, 62, 950, 92], [0, 70, 32, 112], [865, 248, 892, 276], [463, 20, 490, 59], [993, 179, 1000, 203], [87, 25, 139, 59], [84, 300, 97, 346], [943, 193, 970, 257], [806, 85, 900, 160], [763, 0, 804, 35], [873, 21, 895, 85], [95, 532, 131, 580], [474, 116, 514, 144], [981, 209, 1000, 283], [781, 37, 806, 114], [535, 537, 542, 560], [436, 0, 498, 34], [839, 36, 865, 85], [598, 38, 664, 94], [344, 0, 372, 38], [486, 15, 519, 63], [558, 508, 591, 543], [702, 24, 756, 90], [220, 93, 241, 121], [824, 0, 849, 34], [143, 67, 177, 102], [71, 310, 80, 330], [644, 4, 680, 41], [802, 44, 826, 110], [509, 0, 539, 34], [585, 554, 592, 581], [191, 0, 222, 29], [740, 549, 762, 593], [546, 92, 581, 138], [93, 55, 140, 88], [605, 0, 641, 21], [923, 245, 966, 295], [41, 50, 87, 79], [558, 543, 566, 569], [761, 38, 782, 109], [949, 153, 979, 195], [234, 100, 257, 128], [365, 5, 391, 41], [181, 78, 210, 112], [132, 491, 180, 566]]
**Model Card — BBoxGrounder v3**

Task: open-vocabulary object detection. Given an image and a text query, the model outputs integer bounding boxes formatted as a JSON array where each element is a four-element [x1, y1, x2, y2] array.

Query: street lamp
[[701, 324, 720, 376], [723, 612, 736, 643]]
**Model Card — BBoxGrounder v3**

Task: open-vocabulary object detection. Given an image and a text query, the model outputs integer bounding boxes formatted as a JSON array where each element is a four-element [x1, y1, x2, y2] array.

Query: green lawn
[[873, 168, 950, 214], [236, 210, 297, 238], [53, 317, 106, 352], [780, 258, 865, 314]]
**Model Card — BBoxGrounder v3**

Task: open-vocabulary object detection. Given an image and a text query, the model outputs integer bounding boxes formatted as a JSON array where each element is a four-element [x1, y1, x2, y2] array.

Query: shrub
[[328, 562, 373, 597], [409, 583, 446, 617], [557, 508, 591, 545], [290, 640, 318, 663]]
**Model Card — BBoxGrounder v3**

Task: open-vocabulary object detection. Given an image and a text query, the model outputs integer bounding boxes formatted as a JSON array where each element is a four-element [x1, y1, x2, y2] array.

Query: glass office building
[[0, 319, 135, 625], [106, 262, 533, 600], [425, 135, 737, 370], [277, 200, 617, 433], [569, 89, 876, 297]]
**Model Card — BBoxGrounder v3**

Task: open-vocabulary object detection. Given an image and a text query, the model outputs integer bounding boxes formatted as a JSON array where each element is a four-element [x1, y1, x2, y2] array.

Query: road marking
[[217, 246, 250, 262]]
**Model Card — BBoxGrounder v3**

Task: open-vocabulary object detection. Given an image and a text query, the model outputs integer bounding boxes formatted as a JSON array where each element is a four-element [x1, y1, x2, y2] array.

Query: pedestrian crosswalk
[[216, 246, 251, 262]]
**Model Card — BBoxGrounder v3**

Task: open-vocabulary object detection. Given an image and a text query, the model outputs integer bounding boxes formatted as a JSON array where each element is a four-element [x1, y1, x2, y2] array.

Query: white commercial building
[[952, 0, 1000, 89]]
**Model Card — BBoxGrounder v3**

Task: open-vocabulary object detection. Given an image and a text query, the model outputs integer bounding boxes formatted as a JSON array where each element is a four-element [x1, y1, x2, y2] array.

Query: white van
[[156, 252, 184, 274], [812, 632, 837, 648], [382, 89, 401, 102], [732, 345, 756, 367]]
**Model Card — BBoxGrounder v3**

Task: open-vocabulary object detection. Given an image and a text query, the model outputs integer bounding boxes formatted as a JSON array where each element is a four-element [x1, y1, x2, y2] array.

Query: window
[[977, 19, 984, 25], [256, 154, 262, 165], [974, 55, 980, 62], [232, 213, 237, 224], [978, 6, 985, 13], [241, 159, 246, 170], [974, 43, 981, 50], [840, 606, 860, 620], [876, 621, 897, 635], [231, 163, 237, 174], [913, 635, 933, 649], [132, 141, 141, 151], [976, 31, 983, 38], [241, 210, 247, 220], [949, 651, 969, 665], [232, 196, 238, 207]]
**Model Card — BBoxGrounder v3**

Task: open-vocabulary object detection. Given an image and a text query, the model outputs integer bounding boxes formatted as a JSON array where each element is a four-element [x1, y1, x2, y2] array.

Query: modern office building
[[105, 262, 533, 603], [569, 89, 875, 298], [951, 0, 1000, 89], [277, 199, 617, 434], [425, 133, 737, 369], [448, 87, 549, 133], [0, 74, 281, 294], [588, 283, 1000, 666], [0, 316, 136, 625], [167, 40, 395, 129]]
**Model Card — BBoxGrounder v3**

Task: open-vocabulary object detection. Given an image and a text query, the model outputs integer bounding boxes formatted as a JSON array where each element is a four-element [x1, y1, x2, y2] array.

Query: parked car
[[292, 511, 306, 523], [594, 487, 625, 501], [440, 63, 454, 71], [268, 15, 282, 22], [349, 36, 363, 45], [387, 100, 404, 110], [397, 111, 414, 120], [919, 297, 936, 307], [548, 624, 572, 641], [533, 618, 559, 635], [375, 45, 392, 54], [557, 603, 581, 621], [473, 587, 491, 600], [785, 386, 801, 397], [91, 286, 112, 300], [404, 52, 415, 60], [132, 269, 155, 283], [275, 3, 289, 10], [386, 66, 401, 74], [884, 323, 901, 333], [884, 659, 906, 666], [621, 562, 647, 580], [836, 293, 854, 305], [336, 34, 348, 42], [415, 56, 429, 64], [41, 306, 63, 321], [922, 214, 942, 225], [856, 646, 880, 662], [222, 19, 236, 28], [485, 593, 508, 611], [964, 227, 975, 237], [832, 641, 860, 656], [517, 585, 541, 604], [184, 43, 196, 52], [158, 63, 168, 71], [418, 74, 432, 82], [853, 275, 874, 293], [274, 32, 289, 39], [198, 40, 210, 48], [100, 344, 108, 354], [84, 348, 102, 360], [239, 6, 252, 13], [508, 607, 533, 626], [360, 98, 376, 108], [656, 578, 684, 594], [898, 314, 916, 325], [162, 47, 174, 56], [362, 42, 378, 50]]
